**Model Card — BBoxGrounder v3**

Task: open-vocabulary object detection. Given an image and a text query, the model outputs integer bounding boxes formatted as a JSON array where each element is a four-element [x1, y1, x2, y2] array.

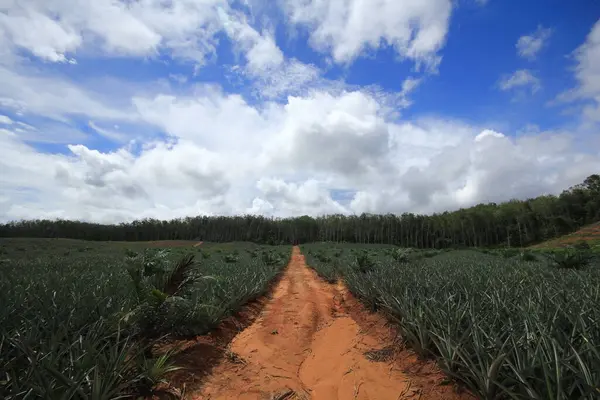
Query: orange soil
[[531, 222, 600, 248], [181, 246, 470, 400]]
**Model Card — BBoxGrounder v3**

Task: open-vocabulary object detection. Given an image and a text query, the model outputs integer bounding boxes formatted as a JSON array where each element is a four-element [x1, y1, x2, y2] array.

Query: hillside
[[531, 222, 600, 249]]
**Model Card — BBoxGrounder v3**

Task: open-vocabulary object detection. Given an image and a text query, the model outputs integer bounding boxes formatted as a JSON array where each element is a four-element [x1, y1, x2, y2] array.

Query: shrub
[[224, 254, 238, 263], [199, 249, 211, 259], [421, 250, 441, 258], [356, 253, 376, 273], [547, 249, 593, 270], [501, 248, 520, 258], [392, 248, 412, 263], [519, 251, 537, 261], [261, 250, 283, 266], [572, 240, 591, 250]]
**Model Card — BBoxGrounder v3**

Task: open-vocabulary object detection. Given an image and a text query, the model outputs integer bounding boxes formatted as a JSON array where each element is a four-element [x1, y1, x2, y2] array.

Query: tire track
[[193, 246, 470, 400]]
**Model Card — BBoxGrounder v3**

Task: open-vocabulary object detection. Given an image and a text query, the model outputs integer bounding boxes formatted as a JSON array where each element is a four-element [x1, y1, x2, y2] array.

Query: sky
[[1, 0, 600, 223]]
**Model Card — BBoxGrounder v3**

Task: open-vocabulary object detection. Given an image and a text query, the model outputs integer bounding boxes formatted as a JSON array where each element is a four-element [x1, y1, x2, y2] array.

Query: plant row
[[0, 242, 289, 399], [302, 244, 600, 400]]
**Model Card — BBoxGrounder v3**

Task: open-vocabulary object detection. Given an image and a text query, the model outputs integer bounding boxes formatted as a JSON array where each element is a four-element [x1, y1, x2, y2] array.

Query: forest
[[2, 174, 599, 248]]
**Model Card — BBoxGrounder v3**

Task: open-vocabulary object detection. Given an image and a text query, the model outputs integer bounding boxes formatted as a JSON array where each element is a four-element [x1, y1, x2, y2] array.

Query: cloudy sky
[[1, 0, 600, 223]]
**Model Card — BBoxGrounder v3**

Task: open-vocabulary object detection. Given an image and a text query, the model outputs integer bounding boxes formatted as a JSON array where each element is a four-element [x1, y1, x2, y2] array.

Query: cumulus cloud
[[556, 19, 600, 125], [0, 0, 317, 93], [217, 6, 283, 73], [574, 20, 600, 98], [263, 91, 391, 185], [498, 69, 540, 94], [517, 26, 552, 60], [282, 0, 452, 70], [132, 89, 272, 153], [0, 0, 228, 65], [1, 131, 235, 222], [1, 3, 599, 224], [2, 86, 599, 223], [250, 179, 347, 216], [351, 123, 600, 215]]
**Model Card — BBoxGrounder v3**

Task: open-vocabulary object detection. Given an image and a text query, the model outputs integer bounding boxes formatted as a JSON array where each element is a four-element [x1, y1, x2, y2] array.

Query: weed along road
[[194, 247, 468, 400]]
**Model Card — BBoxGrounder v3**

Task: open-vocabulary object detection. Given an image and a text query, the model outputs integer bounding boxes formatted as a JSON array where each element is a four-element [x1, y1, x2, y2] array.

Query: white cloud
[[0, 0, 330, 104], [574, 20, 600, 98], [282, 0, 452, 70], [262, 91, 392, 186], [132, 88, 273, 154], [516, 26, 552, 60], [217, 6, 284, 73], [251, 178, 347, 216], [0, 0, 253, 66], [0, 66, 130, 121], [498, 69, 540, 94], [351, 123, 600, 214], [2, 86, 599, 223], [398, 77, 422, 108], [244, 59, 322, 99], [0, 3, 599, 224], [555, 19, 600, 125], [0, 8, 81, 63], [0, 115, 13, 124], [88, 121, 129, 143], [169, 74, 188, 84]]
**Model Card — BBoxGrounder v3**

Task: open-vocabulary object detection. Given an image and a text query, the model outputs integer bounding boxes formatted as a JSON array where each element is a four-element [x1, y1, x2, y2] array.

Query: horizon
[[0, 172, 595, 225], [1, 0, 600, 224]]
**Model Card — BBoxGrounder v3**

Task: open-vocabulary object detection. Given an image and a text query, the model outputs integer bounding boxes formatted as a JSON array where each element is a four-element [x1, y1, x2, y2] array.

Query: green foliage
[[303, 243, 600, 400], [2, 175, 599, 249], [0, 239, 289, 399], [392, 248, 412, 263], [303, 248, 339, 283], [135, 348, 183, 397], [421, 250, 442, 258], [546, 248, 593, 270], [500, 248, 520, 258], [356, 252, 376, 273], [519, 251, 537, 262], [224, 253, 239, 263], [573, 240, 592, 250], [199, 249, 211, 259]]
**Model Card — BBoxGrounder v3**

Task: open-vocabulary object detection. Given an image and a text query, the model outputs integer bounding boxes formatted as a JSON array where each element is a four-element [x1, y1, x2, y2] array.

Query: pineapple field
[[0, 239, 289, 399], [303, 244, 600, 399], [1, 238, 599, 399]]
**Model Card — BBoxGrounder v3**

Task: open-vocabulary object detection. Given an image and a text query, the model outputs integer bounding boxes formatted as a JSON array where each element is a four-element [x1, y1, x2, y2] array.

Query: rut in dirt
[[192, 246, 469, 400]]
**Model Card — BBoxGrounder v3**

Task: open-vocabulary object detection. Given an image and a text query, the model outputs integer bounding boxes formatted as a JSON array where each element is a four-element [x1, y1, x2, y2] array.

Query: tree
[[1, 174, 598, 248]]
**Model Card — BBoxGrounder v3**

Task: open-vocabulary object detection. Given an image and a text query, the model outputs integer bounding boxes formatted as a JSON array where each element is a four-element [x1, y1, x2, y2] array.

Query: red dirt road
[[189, 247, 469, 400]]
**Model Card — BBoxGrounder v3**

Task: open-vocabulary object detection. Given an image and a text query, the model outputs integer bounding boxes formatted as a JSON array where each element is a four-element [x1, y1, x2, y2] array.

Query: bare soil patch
[[531, 222, 600, 248], [177, 246, 471, 400]]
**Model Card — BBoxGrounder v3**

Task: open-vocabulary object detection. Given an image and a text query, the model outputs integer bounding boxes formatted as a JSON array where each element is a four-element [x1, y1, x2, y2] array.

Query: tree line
[[2, 175, 599, 248]]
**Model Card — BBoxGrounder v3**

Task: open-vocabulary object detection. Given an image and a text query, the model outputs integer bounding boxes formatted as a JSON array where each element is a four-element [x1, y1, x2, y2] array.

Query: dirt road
[[192, 247, 469, 400]]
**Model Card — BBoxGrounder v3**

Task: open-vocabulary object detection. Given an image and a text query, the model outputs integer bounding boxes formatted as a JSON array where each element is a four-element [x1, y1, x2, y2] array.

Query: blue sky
[[1, 0, 599, 223]]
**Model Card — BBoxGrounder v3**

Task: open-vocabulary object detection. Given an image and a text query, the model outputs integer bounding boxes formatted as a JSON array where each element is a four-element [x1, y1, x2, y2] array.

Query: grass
[[302, 243, 600, 400], [0, 238, 289, 399]]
